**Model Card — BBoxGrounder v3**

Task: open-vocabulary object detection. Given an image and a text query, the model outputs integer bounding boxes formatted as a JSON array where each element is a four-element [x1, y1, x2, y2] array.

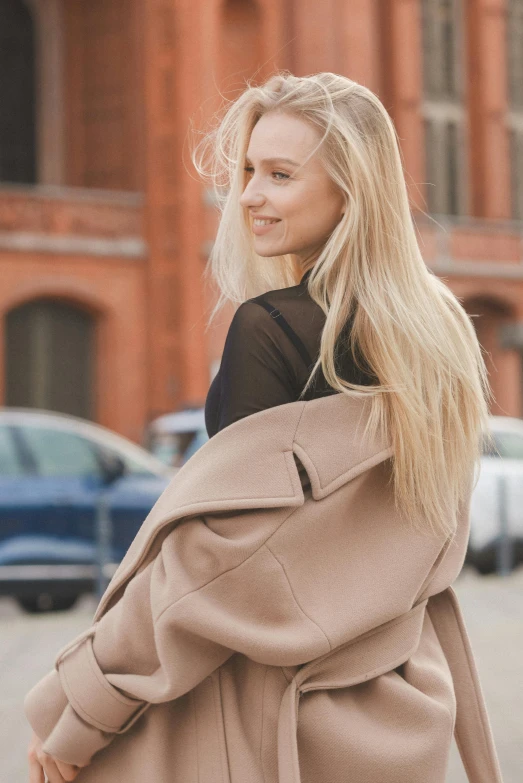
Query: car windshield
[[481, 432, 500, 457], [13, 420, 168, 479], [492, 431, 523, 460]]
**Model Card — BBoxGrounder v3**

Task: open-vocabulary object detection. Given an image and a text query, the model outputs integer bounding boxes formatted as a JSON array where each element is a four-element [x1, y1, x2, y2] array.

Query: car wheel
[[16, 593, 79, 613], [474, 560, 495, 576]]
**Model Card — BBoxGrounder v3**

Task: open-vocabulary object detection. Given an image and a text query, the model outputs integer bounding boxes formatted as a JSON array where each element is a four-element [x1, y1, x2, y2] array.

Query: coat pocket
[[192, 670, 231, 783]]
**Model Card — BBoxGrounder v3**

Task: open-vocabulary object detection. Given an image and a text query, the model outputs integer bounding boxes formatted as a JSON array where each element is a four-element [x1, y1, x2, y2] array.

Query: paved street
[[1, 566, 521, 782]]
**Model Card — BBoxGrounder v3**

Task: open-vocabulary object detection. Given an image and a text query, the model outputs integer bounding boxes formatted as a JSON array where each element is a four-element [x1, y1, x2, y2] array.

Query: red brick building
[[1, 0, 522, 443]]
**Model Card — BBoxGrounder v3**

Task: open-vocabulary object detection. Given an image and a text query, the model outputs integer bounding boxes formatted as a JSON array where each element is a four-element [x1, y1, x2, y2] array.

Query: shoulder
[[217, 299, 297, 412], [231, 298, 275, 327], [220, 299, 297, 387], [221, 299, 293, 379], [230, 278, 311, 330], [226, 298, 284, 350]]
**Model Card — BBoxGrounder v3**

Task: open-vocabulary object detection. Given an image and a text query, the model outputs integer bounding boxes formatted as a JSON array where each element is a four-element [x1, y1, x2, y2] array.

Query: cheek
[[286, 187, 341, 238]]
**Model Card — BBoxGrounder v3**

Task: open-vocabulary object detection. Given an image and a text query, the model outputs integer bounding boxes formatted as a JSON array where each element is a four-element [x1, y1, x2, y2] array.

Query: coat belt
[[277, 588, 503, 783], [427, 587, 503, 783], [277, 599, 428, 783]]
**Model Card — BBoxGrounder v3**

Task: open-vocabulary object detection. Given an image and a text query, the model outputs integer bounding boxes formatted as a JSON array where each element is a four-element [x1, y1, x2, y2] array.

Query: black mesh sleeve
[[205, 302, 298, 436]]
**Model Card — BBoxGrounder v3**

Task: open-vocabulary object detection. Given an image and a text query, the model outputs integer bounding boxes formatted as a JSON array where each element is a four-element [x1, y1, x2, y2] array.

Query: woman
[[25, 72, 502, 783]]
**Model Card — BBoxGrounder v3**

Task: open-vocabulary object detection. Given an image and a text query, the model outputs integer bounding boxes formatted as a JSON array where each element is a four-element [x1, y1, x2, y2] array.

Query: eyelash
[[243, 167, 290, 181]]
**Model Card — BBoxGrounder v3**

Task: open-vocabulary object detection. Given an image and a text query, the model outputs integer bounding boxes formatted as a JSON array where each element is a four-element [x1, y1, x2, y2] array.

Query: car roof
[[488, 415, 523, 433], [148, 411, 519, 437], [0, 407, 172, 476]]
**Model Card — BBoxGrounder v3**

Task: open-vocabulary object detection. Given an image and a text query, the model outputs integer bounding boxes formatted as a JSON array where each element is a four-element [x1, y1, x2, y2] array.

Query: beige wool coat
[[24, 393, 503, 783]]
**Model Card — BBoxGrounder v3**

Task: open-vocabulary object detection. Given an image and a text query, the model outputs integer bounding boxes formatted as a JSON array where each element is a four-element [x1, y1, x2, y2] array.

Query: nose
[[239, 174, 265, 209]]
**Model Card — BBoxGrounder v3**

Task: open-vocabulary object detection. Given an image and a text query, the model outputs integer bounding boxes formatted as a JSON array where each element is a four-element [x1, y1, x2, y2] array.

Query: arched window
[[0, 0, 37, 184], [5, 300, 95, 419], [421, 0, 468, 215], [507, 0, 523, 219]]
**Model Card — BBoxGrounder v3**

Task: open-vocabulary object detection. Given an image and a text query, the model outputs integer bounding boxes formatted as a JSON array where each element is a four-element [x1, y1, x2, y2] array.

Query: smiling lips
[[251, 217, 281, 235], [252, 218, 281, 236]]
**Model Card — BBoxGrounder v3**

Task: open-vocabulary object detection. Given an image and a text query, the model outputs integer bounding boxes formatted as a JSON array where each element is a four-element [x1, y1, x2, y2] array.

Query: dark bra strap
[[250, 297, 314, 371]]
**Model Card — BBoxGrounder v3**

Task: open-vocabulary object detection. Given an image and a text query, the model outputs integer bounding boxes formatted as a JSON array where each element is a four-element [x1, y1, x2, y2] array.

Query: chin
[[255, 246, 281, 258]]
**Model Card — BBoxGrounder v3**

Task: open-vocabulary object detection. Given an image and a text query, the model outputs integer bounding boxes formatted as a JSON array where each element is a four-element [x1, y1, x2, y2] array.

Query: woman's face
[[239, 111, 345, 266]]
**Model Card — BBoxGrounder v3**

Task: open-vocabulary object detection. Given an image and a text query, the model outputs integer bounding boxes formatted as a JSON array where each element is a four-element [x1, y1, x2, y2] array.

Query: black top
[[204, 268, 377, 438]]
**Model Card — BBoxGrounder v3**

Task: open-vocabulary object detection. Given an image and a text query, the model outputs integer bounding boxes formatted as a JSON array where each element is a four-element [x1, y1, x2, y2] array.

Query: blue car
[[0, 409, 173, 612]]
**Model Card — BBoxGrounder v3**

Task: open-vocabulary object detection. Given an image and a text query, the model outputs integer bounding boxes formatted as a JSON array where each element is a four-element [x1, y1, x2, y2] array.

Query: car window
[[114, 451, 158, 478], [20, 426, 101, 477], [182, 429, 209, 464], [0, 426, 24, 476], [148, 430, 206, 468], [493, 431, 523, 460], [481, 432, 500, 457]]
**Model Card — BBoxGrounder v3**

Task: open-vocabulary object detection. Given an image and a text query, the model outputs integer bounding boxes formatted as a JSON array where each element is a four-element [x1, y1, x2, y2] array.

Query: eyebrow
[[244, 156, 300, 167]]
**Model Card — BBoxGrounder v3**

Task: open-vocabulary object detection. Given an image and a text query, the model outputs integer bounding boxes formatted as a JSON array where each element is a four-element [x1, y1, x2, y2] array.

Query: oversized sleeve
[[209, 300, 298, 433], [23, 501, 332, 767]]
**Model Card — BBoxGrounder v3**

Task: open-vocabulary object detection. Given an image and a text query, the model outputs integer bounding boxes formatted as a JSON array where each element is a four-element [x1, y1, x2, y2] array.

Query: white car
[[469, 415, 523, 573]]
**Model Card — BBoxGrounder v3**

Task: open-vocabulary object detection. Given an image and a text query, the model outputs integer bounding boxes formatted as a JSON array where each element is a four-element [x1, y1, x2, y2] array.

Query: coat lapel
[[96, 393, 392, 619], [292, 393, 392, 500]]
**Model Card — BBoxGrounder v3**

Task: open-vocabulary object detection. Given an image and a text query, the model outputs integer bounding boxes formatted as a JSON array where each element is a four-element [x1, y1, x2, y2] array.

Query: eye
[[243, 166, 290, 182]]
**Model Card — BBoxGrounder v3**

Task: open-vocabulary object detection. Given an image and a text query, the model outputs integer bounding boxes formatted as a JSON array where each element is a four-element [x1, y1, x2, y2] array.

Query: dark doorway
[[0, 0, 37, 183], [5, 300, 95, 419]]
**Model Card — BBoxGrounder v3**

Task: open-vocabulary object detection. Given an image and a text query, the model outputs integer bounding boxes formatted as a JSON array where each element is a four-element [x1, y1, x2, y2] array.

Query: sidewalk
[[445, 566, 523, 782]]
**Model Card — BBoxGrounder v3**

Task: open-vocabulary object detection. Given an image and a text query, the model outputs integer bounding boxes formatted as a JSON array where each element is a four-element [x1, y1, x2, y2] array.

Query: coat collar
[[96, 393, 392, 619]]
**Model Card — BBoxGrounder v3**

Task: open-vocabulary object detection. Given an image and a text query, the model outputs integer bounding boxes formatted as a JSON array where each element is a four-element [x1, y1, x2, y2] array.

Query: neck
[[299, 267, 314, 285]]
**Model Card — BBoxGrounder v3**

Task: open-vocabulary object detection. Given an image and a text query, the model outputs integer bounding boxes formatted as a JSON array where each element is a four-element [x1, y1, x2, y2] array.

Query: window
[[507, 0, 523, 219], [19, 426, 100, 477], [421, 0, 468, 215], [96, 439, 162, 478], [112, 450, 157, 479], [0, 0, 36, 183], [492, 432, 523, 460], [481, 432, 500, 457], [0, 426, 24, 476], [6, 299, 95, 420]]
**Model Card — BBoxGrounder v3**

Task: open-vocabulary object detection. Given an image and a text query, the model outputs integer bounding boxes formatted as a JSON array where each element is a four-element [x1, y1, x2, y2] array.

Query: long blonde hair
[[191, 70, 493, 540]]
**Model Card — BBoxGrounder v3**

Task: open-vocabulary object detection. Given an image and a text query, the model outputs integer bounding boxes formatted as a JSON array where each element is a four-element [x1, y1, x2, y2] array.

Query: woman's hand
[[28, 732, 83, 783]]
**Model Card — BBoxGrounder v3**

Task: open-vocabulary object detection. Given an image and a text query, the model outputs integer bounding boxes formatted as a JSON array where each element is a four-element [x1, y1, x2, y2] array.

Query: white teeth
[[253, 218, 279, 226]]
